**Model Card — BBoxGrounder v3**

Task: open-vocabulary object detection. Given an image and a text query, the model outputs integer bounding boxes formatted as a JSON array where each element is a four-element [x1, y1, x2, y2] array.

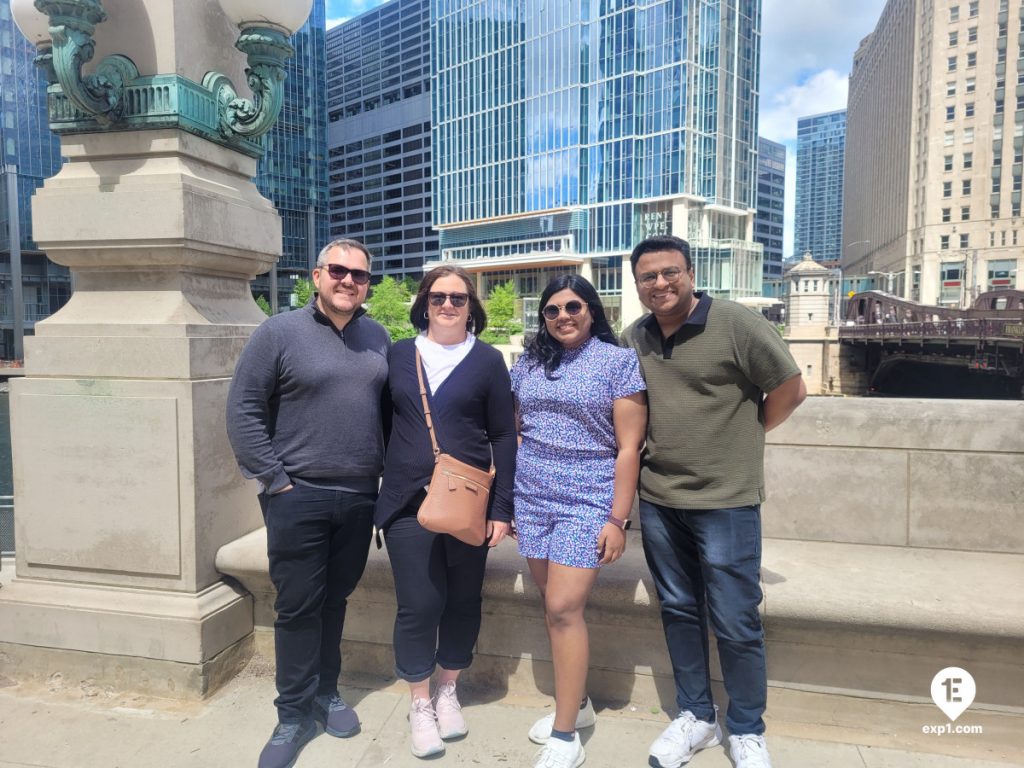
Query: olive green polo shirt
[[622, 293, 800, 510]]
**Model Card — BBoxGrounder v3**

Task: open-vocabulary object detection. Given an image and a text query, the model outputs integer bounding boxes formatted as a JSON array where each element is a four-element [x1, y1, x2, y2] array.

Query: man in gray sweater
[[227, 239, 391, 768]]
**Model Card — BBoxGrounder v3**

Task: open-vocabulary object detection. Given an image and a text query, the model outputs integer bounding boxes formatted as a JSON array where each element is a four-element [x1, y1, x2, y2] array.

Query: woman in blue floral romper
[[511, 275, 647, 768]]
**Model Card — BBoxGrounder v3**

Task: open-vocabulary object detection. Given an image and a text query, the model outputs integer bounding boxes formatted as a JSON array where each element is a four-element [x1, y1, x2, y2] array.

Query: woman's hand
[[597, 523, 626, 564], [487, 520, 511, 547]]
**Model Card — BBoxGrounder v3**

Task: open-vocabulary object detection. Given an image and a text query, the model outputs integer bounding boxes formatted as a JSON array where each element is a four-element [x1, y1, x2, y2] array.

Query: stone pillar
[[0, 3, 280, 698]]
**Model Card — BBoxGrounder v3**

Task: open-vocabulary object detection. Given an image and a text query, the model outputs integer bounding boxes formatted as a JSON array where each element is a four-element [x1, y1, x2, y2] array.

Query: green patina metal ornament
[[30, 0, 295, 152]]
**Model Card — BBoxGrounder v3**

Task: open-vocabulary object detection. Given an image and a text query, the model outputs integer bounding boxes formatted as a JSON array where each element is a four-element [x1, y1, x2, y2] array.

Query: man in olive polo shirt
[[622, 235, 806, 768]]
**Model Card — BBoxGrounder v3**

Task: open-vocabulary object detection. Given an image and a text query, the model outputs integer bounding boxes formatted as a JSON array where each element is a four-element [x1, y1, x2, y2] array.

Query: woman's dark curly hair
[[523, 274, 618, 379]]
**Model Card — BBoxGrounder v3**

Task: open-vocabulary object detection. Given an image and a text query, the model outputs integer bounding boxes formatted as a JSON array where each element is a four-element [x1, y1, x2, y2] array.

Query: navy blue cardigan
[[374, 338, 517, 531]]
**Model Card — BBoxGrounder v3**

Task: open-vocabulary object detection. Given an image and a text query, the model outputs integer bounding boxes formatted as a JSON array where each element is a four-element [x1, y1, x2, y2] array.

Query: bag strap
[[414, 347, 442, 461]]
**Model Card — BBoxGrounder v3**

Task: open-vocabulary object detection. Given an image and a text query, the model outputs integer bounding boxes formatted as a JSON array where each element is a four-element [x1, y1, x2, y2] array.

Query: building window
[[944, 130, 955, 146], [948, 56, 957, 72], [944, 155, 954, 171], [992, 203, 1001, 218], [965, 102, 975, 118], [942, 207, 952, 222], [962, 179, 972, 195], [961, 206, 971, 221], [949, 30, 959, 46], [963, 127, 974, 143], [967, 26, 977, 43], [946, 105, 956, 120], [963, 152, 973, 169], [968, 1, 978, 18], [950, 5, 959, 21], [966, 51, 976, 68], [960, 233, 970, 248], [993, 176, 1002, 193], [1015, 175, 1023, 192], [996, 99, 1005, 114], [965, 78, 976, 93], [940, 235, 950, 250], [944, 181, 953, 197], [990, 231, 996, 246], [946, 81, 956, 96]]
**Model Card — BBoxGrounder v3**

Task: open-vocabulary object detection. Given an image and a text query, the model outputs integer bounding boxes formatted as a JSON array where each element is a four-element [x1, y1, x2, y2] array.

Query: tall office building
[[795, 110, 846, 263], [253, 0, 329, 308], [430, 1, 763, 325], [326, 0, 437, 282], [844, 0, 1022, 306], [755, 137, 786, 292], [0, 0, 69, 359]]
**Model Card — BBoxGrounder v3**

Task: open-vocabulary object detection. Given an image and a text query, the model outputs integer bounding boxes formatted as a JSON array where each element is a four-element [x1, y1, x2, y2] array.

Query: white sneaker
[[729, 734, 772, 768], [408, 697, 445, 758], [434, 680, 468, 740], [648, 710, 722, 768], [528, 698, 597, 744], [532, 732, 586, 768]]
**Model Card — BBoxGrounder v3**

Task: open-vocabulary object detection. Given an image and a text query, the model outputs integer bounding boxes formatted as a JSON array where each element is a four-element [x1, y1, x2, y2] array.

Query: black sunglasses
[[321, 264, 371, 285], [542, 300, 585, 321], [428, 292, 469, 308]]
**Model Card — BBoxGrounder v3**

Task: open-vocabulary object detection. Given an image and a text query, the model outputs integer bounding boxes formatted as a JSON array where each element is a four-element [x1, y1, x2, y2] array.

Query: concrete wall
[[764, 397, 1024, 554]]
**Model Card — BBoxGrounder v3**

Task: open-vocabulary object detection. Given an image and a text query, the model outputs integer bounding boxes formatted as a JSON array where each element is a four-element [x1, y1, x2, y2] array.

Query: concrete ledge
[[217, 528, 1024, 715]]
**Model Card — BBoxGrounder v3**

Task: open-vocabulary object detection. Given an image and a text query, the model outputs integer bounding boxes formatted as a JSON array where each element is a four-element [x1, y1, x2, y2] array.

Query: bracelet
[[606, 515, 628, 530]]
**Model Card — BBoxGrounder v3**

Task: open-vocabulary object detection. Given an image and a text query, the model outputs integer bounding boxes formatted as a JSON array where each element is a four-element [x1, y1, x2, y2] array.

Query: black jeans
[[384, 510, 489, 682], [260, 484, 375, 724]]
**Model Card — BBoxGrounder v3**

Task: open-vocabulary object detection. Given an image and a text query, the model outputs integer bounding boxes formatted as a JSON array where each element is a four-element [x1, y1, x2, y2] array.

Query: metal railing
[[840, 318, 1024, 342], [0, 495, 13, 556]]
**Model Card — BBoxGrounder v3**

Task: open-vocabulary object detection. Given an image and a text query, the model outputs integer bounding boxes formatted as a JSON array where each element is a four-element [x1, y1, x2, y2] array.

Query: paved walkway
[[0, 662, 1015, 768]]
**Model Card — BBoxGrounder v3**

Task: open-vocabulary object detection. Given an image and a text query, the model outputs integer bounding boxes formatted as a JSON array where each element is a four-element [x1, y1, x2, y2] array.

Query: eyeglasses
[[428, 291, 469, 308], [541, 301, 585, 321], [637, 267, 685, 287], [321, 263, 371, 285]]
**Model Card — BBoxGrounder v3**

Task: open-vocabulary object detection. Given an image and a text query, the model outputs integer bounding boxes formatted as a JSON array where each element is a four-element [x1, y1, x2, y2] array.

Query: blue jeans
[[260, 485, 375, 723], [639, 500, 766, 736]]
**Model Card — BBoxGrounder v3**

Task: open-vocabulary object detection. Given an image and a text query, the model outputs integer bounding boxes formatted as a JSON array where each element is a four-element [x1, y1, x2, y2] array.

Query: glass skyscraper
[[755, 136, 785, 293], [0, 0, 69, 359], [253, 0, 329, 308], [795, 109, 845, 263], [326, 0, 437, 281], [431, 0, 763, 322]]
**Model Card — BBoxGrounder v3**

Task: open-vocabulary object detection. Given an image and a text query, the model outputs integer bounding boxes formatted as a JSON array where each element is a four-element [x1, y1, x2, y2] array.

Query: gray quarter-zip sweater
[[226, 298, 391, 494]]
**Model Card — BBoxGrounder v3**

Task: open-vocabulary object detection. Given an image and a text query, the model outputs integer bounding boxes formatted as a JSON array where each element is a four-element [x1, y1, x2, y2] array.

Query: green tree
[[255, 295, 272, 317], [291, 278, 315, 308], [480, 281, 522, 345], [366, 276, 417, 340]]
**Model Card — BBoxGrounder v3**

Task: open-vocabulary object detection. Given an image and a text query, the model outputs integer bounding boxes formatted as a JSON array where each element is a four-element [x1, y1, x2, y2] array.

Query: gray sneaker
[[313, 693, 360, 738], [257, 721, 317, 768]]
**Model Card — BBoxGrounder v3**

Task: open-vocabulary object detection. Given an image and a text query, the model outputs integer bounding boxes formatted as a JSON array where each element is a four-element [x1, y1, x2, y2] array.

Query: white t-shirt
[[414, 333, 476, 394]]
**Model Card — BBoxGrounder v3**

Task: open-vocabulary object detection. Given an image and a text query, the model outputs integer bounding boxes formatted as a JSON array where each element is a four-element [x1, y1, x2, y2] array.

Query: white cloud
[[759, 68, 849, 144], [327, 16, 350, 29]]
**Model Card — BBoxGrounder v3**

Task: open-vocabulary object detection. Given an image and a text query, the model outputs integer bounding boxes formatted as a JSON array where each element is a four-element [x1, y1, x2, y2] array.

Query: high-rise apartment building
[[756, 137, 786, 291], [844, 0, 1022, 305], [253, 0, 329, 309], [0, 0, 69, 359], [326, 0, 437, 282], [795, 110, 846, 263], [430, 1, 763, 325]]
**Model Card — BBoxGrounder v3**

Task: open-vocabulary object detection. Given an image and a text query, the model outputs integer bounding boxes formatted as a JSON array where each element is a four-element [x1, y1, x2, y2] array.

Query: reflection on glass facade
[[431, 0, 763, 307], [755, 136, 785, 293], [795, 110, 845, 263], [326, 0, 438, 281], [0, 0, 69, 358], [254, 0, 329, 307]]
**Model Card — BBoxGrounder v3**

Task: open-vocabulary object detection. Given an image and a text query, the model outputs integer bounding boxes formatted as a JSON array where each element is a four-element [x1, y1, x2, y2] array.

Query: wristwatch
[[606, 515, 629, 530]]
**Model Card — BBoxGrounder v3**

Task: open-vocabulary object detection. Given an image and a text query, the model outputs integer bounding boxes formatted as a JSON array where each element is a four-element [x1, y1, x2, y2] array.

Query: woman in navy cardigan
[[375, 265, 516, 759]]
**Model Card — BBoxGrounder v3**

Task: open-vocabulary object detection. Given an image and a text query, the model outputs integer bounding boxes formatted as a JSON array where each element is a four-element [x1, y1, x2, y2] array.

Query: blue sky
[[326, 0, 890, 256]]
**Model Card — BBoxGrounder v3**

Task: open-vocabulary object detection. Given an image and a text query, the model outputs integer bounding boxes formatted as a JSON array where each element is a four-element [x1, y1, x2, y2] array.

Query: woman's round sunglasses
[[428, 291, 469, 308], [541, 300, 586, 321]]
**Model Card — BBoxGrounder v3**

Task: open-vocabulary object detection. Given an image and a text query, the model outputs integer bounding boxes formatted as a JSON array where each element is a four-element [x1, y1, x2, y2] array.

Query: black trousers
[[260, 484, 375, 723], [384, 509, 489, 682]]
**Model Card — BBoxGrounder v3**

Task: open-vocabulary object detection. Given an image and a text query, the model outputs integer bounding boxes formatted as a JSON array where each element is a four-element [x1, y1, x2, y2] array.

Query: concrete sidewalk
[[0, 662, 1016, 768]]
